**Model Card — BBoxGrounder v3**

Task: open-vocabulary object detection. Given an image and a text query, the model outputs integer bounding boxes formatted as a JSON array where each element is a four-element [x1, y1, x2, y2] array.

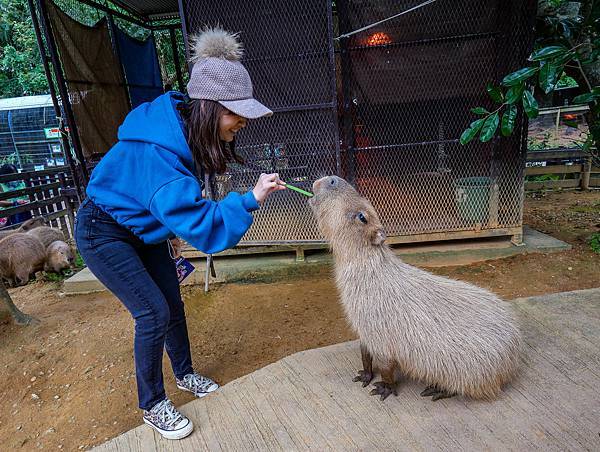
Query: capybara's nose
[[313, 177, 326, 191]]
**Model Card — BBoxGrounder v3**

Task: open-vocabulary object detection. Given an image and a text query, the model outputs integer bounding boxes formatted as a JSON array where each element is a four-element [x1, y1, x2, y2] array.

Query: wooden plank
[[0, 195, 67, 217], [182, 227, 523, 259], [525, 179, 580, 190], [182, 243, 328, 259], [525, 164, 583, 176], [590, 177, 600, 187], [0, 182, 61, 202], [384, 227, 522, 245], [0, 166, 70, 183], [527, 150, 587, 161]]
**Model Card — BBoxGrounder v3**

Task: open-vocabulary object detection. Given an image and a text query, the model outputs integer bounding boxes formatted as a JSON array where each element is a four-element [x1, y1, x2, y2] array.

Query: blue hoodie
[[86, 92, 259, 254]]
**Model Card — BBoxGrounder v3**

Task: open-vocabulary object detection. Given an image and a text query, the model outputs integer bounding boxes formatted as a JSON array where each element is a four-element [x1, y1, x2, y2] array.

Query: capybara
[[27, 226, 66, 249], [0, 216, 47, 240], [45, 240, 75, 273], [0, 233, 46, 286], [309, 175, 521, 401]]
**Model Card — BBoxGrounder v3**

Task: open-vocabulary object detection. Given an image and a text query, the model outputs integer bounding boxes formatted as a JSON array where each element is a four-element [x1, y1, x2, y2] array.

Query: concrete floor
[[94, 288, 600, 451], [63, 227, 570, 295]]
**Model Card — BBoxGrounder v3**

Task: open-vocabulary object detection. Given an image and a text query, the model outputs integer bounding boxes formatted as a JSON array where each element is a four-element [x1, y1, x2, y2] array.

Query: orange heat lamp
[[563, 114, 577, 120], [366, 32, 392, 47]]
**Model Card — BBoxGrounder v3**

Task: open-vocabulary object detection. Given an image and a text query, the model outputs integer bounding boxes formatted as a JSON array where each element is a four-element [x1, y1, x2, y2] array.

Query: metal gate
[[180, 0, 536, 245]]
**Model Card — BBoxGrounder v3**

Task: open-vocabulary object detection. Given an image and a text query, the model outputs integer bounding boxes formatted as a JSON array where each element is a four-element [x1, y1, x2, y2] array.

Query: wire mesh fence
[[0, 101, 67, 171], [182, 0, 535, 244], [182, 0, 339, 243]]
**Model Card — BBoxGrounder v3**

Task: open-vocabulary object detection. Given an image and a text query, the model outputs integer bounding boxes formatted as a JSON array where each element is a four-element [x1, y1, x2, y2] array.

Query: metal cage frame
[[29, 0, 537, 246]]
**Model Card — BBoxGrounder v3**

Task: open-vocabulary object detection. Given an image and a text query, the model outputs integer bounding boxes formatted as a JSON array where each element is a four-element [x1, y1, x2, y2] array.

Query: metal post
[[107, 12, 132, 111], [176, 0, 192, 71], [27, 0, 83, 199], [581, 156, 592, 190], [336, 0, 357, 184], [326, 0, 341, 176], [169, 27, 185, 91], [36, 0, 89, 185], [149, 28, 164, 95]]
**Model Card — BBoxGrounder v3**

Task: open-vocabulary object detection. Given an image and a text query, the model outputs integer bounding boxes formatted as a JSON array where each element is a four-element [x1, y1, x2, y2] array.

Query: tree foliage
[[461, 0, 600, 165], [0, 0, 48, 97], [0, 0, 186, 99]]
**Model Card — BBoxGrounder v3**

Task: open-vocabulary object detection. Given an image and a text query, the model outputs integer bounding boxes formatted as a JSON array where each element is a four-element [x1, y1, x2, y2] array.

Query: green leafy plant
[[461, 1, 600, 167], [74, 250, 84, 268], [525, 173, 561, 181], [0, 0, 48, 97], [590, 232, 600, 254], [0, 152, 33, 166]]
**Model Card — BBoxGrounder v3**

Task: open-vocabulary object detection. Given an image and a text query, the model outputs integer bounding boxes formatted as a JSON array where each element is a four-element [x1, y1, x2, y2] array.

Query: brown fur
[[309, 176, 521, 400], [27, 226, 66, 249], [45, 240, 74, 273], [0, 233, 46, 286], [0, 216, 47, 240]]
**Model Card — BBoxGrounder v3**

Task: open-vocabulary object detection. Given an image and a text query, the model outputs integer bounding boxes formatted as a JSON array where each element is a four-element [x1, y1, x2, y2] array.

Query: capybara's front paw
[[353, 369, 373, 387], [369, 381, 397, 401]]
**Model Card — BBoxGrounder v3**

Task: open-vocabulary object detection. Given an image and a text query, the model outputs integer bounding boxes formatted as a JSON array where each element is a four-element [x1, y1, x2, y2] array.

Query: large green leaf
[[459, 118, 486, 145], [528, 45, 568, 62], [501, 104, 517, 136], [522, 90, 539, 119], [506, 83, 525, 104], [502, 67, 539, 86], [479, 112, 499, 142], [573, 92, 600, 104], [470, 107, 489, 115], [539, 63, 560, 94], [553, 51, 576, 66], [486, 83, 504, 103]]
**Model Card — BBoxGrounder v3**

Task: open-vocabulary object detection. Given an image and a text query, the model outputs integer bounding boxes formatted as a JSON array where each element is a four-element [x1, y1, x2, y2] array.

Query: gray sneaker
[[143, 398, 193, 440], [176, 372, 219, 398]]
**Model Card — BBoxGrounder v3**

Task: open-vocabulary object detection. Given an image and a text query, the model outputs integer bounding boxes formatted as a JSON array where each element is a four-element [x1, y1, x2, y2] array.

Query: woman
[[75, 28, 285, 440]]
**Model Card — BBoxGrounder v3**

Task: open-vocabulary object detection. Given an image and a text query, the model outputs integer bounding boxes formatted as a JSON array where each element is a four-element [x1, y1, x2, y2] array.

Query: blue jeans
[[75, 198, 194, 410]]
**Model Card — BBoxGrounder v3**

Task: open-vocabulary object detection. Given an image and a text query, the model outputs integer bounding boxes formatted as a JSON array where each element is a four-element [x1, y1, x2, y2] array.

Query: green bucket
[[454, 177, 491, 223]]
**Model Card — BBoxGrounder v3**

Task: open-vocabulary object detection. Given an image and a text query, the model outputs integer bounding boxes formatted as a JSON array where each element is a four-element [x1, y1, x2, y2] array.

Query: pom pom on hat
[[189, 27, 243, 63]]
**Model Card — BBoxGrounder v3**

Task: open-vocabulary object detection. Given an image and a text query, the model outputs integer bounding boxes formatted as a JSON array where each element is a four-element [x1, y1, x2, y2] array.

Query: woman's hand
[[252, 173, 286, 204]]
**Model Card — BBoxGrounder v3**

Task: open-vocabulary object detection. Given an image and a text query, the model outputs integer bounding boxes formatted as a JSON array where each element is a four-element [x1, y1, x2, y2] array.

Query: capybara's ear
[[371, 228, 386, 246]]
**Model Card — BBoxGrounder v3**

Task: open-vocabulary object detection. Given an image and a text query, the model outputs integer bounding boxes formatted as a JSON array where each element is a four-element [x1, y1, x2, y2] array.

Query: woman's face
[[219, 111, 247, 142]]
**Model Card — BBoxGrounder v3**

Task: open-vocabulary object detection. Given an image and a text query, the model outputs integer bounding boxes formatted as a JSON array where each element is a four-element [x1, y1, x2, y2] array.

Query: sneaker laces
[[181, 373, 212, 392], [150, 399, 183, 428]]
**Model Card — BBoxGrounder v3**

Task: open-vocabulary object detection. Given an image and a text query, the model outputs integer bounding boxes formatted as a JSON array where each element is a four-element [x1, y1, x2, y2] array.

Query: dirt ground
[[1, 189, 599, 451]]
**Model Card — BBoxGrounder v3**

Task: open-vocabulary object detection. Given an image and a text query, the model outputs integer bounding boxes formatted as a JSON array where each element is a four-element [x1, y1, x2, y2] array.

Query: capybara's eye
[[329, 178, 337, 186], [357, 212, 368, 224]]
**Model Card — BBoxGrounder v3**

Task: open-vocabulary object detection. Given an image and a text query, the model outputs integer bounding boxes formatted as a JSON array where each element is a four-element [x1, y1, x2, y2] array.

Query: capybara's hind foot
[[353, 369, 373, 387], [420, 385, 455, 401], [370, 381, 397, 401]]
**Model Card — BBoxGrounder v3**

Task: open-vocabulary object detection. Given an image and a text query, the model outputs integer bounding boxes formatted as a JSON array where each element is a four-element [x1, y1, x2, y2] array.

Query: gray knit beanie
[[186, 27, 272, 119]]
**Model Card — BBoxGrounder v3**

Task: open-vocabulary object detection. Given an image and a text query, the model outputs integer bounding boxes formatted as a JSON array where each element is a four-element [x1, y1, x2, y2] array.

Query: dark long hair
[[177, 97, 243, 174]]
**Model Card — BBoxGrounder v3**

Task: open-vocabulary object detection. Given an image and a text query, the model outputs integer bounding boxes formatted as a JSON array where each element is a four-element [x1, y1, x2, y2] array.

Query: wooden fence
[[0, 166, 78, 239], [525, 148, 600, 191]]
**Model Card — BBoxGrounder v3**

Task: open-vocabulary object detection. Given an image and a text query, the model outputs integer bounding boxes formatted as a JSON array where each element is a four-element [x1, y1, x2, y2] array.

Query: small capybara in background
[[0, 216, 47, 240], [0, 233, 46, 286], [27, 226, 66, 249], [309, 175, 521, 401], [45, 240, 75, 273]]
